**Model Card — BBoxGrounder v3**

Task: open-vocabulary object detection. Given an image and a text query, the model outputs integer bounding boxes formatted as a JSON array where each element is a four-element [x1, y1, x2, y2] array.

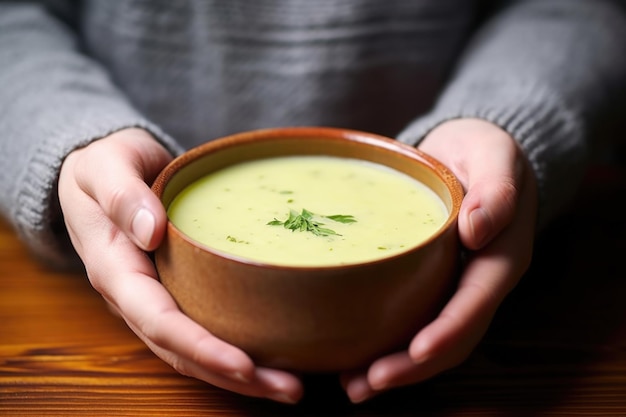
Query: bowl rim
[[152, 126, 464, 271]]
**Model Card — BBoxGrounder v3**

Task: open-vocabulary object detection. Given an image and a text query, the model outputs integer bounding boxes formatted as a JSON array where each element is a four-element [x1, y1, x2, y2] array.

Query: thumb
[[418, 118, 525, 250], [69, 128, 173, 251], [459, 162, 522, 250]]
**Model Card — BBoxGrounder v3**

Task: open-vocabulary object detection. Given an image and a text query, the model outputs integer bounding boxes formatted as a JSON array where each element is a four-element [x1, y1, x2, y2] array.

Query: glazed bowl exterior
[[151, 127, 463, 372]]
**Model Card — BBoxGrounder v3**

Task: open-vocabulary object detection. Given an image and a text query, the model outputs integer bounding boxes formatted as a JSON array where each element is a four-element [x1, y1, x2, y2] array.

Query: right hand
[[58, 128, 303, 404], [340, 118, 537, 403]]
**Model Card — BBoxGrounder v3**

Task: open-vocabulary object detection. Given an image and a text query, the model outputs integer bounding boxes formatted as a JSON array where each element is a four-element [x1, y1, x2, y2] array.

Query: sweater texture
[[1, 0, 625, 267]]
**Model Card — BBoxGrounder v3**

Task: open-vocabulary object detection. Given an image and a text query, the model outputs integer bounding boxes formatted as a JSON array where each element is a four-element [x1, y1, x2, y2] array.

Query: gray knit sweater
[[1, 0, 625, 268]]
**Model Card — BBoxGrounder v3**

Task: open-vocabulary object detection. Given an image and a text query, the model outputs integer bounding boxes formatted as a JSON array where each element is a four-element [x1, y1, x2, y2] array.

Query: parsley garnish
[[267, 208, 356, 237]]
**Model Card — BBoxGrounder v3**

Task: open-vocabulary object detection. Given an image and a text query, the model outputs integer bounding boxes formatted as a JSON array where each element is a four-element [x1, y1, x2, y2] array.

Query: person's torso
[[80, 0, 483, 147]]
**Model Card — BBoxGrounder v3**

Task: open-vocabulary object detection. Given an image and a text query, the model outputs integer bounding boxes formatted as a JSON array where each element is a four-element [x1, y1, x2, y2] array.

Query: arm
[[342, 0, 626, 402], [0, 2, 182, 267], [399, 0, 626, 228]]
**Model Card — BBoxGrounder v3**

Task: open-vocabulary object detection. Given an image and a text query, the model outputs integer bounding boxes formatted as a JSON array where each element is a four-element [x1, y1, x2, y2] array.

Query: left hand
[[58, 128, 304, 404], [340, 118, 538, 403]]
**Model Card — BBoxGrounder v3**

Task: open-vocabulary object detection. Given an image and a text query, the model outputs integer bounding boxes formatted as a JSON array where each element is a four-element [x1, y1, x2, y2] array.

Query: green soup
[[167, 155, 448, 266]]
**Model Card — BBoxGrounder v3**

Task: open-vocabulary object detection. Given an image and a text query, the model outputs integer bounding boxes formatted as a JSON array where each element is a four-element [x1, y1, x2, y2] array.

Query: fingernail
[[268, 392, 298, 405], [350, 389, 375, 404], [369, 379, 389, 392], [369, 369, 390, 392], [131, 208, 155, 248], [350, 393, 369, 404], [469, 208, 490, 248], [346, 377, 376, 403]]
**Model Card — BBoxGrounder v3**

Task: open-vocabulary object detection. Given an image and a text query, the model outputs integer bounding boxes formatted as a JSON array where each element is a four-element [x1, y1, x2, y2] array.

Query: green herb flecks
[[267, 208, 356, 237], [226, 235, 250, 244]]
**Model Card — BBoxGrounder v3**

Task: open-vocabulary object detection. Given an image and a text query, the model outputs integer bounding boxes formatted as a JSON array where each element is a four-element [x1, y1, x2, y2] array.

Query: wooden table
[[2, 165, 626, 416]]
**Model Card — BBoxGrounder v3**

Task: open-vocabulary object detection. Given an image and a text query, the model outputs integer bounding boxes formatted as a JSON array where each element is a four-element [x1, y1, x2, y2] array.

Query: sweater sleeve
[[397, 0, 626, 229], [0, 3, 184, 268]]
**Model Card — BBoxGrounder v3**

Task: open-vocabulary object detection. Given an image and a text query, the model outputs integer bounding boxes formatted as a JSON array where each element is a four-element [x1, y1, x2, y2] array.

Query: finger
[[340, 352, 429, 403], [255, 368, 304, 404], [90, 241, 259, 384], [70, 128, 172, 251], [117, 277, 257, 380], [407, 250, 514, 369], [116, 269, 302, 403], [372, 255, 505, 389], [349, 250, 511, 401], [136, 324, 304, 403], [340, 370, 379, 404]]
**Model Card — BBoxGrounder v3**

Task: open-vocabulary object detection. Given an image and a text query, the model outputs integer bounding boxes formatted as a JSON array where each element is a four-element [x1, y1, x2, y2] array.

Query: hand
[[58, 128, 303, 404], [341, 118, 538, 402]]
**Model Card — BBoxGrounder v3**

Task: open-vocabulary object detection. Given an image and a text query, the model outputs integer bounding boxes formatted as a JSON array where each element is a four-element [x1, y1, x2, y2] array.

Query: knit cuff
[[14, 107, 184, 269]]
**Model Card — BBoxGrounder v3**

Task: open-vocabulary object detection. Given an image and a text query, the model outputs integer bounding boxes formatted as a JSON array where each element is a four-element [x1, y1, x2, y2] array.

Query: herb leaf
[[267, 208, 356, 237], [324, 214, 357, 224]]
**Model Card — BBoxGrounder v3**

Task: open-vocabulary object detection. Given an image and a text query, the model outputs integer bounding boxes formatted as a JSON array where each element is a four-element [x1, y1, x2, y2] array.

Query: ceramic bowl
[[151, 127, 463, 373]]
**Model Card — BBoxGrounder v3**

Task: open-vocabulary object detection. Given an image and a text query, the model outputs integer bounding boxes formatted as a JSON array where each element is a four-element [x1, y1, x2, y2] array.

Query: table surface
[[2, 165, 626, 417]]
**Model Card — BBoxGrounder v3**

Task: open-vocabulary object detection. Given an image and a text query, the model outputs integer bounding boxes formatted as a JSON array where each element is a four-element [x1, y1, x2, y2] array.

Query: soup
[[167, 155, 448, 266]]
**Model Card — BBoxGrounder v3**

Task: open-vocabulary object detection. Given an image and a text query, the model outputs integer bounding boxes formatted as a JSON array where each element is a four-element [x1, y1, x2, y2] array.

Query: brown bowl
[[151, 127, 463, 373]]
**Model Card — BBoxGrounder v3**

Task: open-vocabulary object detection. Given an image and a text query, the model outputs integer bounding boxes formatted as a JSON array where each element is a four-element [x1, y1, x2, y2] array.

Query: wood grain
[[2, 165, 626, 416]]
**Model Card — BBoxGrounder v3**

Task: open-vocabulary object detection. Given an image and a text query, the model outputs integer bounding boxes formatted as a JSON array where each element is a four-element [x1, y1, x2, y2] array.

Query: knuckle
[[169, 356, 193, 378], [139, 309, 181, 355], [85, 271, 102, 293], [494, 177, 519, 212], [84, 268, 110, 298], [140, 312, 168, 347], [104, 185, 135, 220]]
